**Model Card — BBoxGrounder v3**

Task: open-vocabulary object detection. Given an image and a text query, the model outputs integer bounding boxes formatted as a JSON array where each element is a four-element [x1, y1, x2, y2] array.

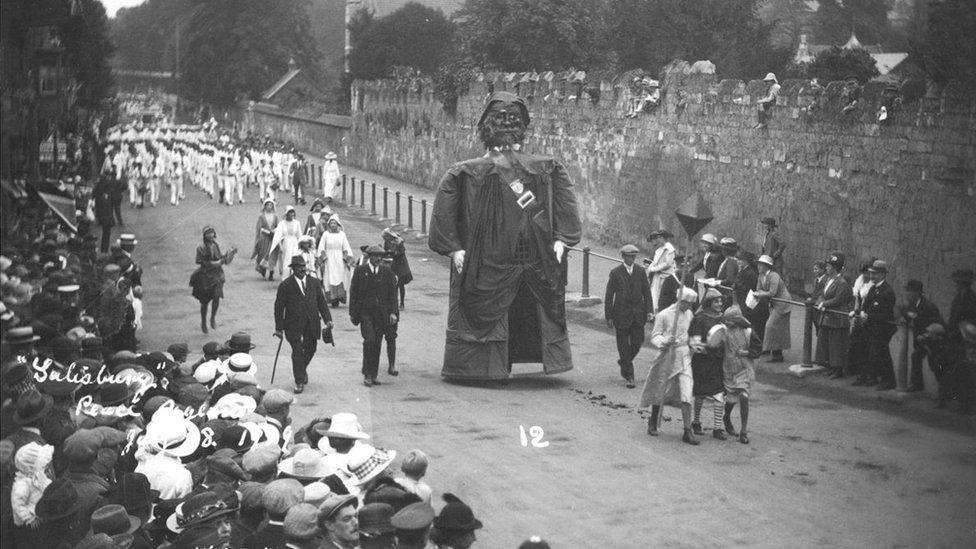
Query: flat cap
[[619, 244, 639, 255], [391, 501, 435, 531], [262, 389, 295, 414]]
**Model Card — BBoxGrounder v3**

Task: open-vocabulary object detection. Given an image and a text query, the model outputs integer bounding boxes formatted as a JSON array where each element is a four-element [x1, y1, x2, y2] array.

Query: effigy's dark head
[[478, 92, 530, 149]]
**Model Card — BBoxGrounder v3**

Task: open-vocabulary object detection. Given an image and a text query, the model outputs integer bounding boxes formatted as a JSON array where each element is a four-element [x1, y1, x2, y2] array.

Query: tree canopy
[[911, 0, 976, 89], [59, 0, 115, 107], [808, 46, 880, 83], [349, 2, 455, 80]]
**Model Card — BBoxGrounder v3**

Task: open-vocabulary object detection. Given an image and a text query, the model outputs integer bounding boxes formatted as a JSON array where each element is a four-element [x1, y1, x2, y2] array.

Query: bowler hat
[[114, 472, 160, 514], [13, 389, 54, 425], [225, 332, 255, 352], [760, 217, 778, 227], [289, 255, 307, 267], [358, 503, 396, 535], [905, 279, 923, 293], [35, 478, 83, 521]]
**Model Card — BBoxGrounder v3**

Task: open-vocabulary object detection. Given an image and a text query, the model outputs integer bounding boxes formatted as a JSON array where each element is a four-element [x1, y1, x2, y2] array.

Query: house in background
[[794, 33, 910, 78]]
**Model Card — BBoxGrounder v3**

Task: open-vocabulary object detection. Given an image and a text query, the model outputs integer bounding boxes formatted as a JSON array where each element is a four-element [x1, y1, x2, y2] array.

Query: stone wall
[[344, 65, 976, 308], [237, 102, 352, 157]]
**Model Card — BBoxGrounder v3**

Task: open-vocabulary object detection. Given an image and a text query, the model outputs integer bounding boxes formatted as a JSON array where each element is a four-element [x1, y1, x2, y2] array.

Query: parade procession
[[1, 0, 975, 548]]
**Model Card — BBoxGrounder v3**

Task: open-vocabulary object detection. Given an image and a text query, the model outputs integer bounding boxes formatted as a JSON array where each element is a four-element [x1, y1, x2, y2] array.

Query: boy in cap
[[605, 244, 652, 388], [901, 279, 944, 392]]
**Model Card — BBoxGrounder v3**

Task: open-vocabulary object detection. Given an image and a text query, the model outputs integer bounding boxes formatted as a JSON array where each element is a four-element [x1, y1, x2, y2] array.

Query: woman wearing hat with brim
[[323, 151, 341, 199], [271, 205, 303, 279], [305, 198, 331, 245], [317, 215, 354, 307], [190, 226, 236, 334], [753, 254, 792, 362], [252, 198, 279, 280]]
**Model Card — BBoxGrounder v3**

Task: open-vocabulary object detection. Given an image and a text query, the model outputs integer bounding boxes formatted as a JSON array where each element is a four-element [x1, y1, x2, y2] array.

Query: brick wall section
[[281, 66, 976, 311]]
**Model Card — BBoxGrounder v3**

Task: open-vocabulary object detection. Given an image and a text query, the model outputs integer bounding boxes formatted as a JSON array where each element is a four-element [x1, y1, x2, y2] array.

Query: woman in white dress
[[322, 151, 341, 199], [645, 229, 676, 313], [316, 214, 353, 306], [270, 205, 302, 278]]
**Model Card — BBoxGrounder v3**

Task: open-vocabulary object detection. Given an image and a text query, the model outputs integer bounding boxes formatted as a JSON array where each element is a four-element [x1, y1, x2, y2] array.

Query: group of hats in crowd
[[0, 324, 520, 548]]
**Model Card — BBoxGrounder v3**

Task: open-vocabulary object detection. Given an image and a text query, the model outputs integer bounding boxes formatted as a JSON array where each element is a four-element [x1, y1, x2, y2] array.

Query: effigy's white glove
[[451, 250, 465, 273], [553, 240, 566, 263]]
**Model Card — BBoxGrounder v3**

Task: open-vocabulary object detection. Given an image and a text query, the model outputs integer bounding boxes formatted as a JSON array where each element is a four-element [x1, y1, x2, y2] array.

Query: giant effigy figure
[[429, 91, 582, 380]]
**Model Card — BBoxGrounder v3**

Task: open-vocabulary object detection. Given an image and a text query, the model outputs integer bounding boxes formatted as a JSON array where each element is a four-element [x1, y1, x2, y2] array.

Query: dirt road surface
[[126, 180, 975, 548]]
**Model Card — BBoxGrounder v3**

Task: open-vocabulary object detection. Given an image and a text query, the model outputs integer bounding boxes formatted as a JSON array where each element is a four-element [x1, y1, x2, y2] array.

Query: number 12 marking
[[519, 425, 549, 448]]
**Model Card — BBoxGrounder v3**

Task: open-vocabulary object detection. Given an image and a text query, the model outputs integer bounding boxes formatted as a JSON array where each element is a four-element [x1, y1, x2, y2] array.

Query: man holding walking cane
[[274, 255, 334, 393]]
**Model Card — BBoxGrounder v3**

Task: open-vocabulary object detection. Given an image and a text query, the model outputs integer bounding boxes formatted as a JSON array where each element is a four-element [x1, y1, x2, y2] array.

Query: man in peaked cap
[[427, 90, 582, 381], [900, 279, 944, 392], [605, 244, 652, 388], [391, 501, 435, 549], [274, 255, 333, 394], [855, 260, 897, 389]]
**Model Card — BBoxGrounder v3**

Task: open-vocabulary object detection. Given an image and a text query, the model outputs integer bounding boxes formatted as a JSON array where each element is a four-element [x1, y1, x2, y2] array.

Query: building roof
[[872, 53, 909, 75]]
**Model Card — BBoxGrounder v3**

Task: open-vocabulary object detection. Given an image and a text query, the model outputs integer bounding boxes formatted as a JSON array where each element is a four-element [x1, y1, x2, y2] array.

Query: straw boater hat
[[206, 393, 257, 421], [278, 447, 336, 481], [325, 151, 337, 160], [116, 234, 138, 248], [6, 326, 40, 345], [867, 260, 888, 273], [218, 352, 257, 376]]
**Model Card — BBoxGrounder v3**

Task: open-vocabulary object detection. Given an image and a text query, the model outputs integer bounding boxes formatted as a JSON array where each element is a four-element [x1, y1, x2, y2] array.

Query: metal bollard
[[318, 165, 324, 190], [382, 187, 388, 219], [350, 176, 356, 205], [407, 195, 414, 229], [801, 301, 814, 367], [370, 183, 376, 215], [420, 199, 428, 234], [342, 174, 347, 202], [304, 165, 310, 188], [308, 164, 315, 188], [360, 180, 365, 209], [395, 191, 401, 225], [581, 247, 591, 298]]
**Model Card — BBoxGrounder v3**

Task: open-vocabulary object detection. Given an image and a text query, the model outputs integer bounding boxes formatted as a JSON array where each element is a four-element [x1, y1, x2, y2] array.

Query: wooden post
[[342, 174, 347, 202], [350, 176, 356, 204], [407, 195, 414, 229], [395, 191, 401, 225], [370, 182, 376, 215], [581, 247, 591, 298], [359, 179, 365, 209], [420, 199, 428, 234], [382, 186, 388, 219]]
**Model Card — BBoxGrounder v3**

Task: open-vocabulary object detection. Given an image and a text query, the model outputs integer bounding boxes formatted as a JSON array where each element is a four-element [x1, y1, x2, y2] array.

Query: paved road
[[123, 177, 974, 548]]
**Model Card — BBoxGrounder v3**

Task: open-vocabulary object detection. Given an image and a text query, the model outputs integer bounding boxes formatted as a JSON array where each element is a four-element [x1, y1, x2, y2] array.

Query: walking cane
[[271, 332, 284, 384]]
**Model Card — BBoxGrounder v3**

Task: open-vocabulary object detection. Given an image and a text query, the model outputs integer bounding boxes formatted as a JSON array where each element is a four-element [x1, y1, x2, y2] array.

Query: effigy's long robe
[[429, 151, 582, 379]]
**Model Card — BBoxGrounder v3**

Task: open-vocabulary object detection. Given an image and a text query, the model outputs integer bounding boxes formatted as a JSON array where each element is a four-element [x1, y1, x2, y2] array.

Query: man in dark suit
[[856, 260, 897, 389], [816, 254, 854, 378], [93, 175, 115, 253], [349, 246, 400, 387], [274, 255, 333, 393], [605, 244, 652, 388], [900, 279, 944, 392]]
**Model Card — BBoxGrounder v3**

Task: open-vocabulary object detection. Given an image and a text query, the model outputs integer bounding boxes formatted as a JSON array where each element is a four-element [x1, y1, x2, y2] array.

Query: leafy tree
[[911, 0, 976, 89], [814, 0, 891, 46], [757, 0, 811, 50], [179, 0, 320, 104], [808, 46, 879, 82], [111, 0, 189, 72], [455, 0, 616, 72], [58, 0, 115, 107], [609, 0, 790, 78]]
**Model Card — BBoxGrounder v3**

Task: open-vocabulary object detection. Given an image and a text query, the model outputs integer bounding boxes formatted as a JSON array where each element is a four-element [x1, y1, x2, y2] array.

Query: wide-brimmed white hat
[[240, 420, 280, 446], [278, 448, 335, 480], [763, 72, 777, 82], [342, 444, 396, 486], [757, 254, 775, 267], [325, 151, 337, 160], [193, 359, 221, 384], [320, 413, 370, 440], [218, 353, 257, 376], [144, 408, 201, 457], [206, 393, 257, 420]]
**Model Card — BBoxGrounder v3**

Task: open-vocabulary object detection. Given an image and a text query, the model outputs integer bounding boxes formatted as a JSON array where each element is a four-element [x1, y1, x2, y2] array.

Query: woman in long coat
[[754, 254, 792, 361], [251, 198, 278, 280], [270, 205, 302, 278], [316, 214, 353, 306], [191, 226, 234, 333], [382, 228, 413, 310], [689, 289, 727, 439]]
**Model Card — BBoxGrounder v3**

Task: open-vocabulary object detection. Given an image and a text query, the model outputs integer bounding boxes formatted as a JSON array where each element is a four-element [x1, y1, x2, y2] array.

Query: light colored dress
[[758, 270, 792, 350], [323, 160, 341, 198], [646, 241, 676, 312], [317, 228, 353, 302], [638, 304, 694, 408], [271, 218, 302, 276]]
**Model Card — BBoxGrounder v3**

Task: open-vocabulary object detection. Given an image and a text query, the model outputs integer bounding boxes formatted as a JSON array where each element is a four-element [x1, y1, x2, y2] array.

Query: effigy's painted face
[[479, 101, 526, 149]]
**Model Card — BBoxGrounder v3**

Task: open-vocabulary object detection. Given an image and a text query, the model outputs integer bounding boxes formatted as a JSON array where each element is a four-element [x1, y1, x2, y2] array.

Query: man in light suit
[[816, 254, 853, 378], [605, 244, 652, 388], [274, 255, 333, 393], [349, 246, 400, 387]]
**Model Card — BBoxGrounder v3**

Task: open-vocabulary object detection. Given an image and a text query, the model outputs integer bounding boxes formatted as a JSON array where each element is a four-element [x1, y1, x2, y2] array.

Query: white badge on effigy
[[509, 179, 525, 195], [516, 191, 536, 209]]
